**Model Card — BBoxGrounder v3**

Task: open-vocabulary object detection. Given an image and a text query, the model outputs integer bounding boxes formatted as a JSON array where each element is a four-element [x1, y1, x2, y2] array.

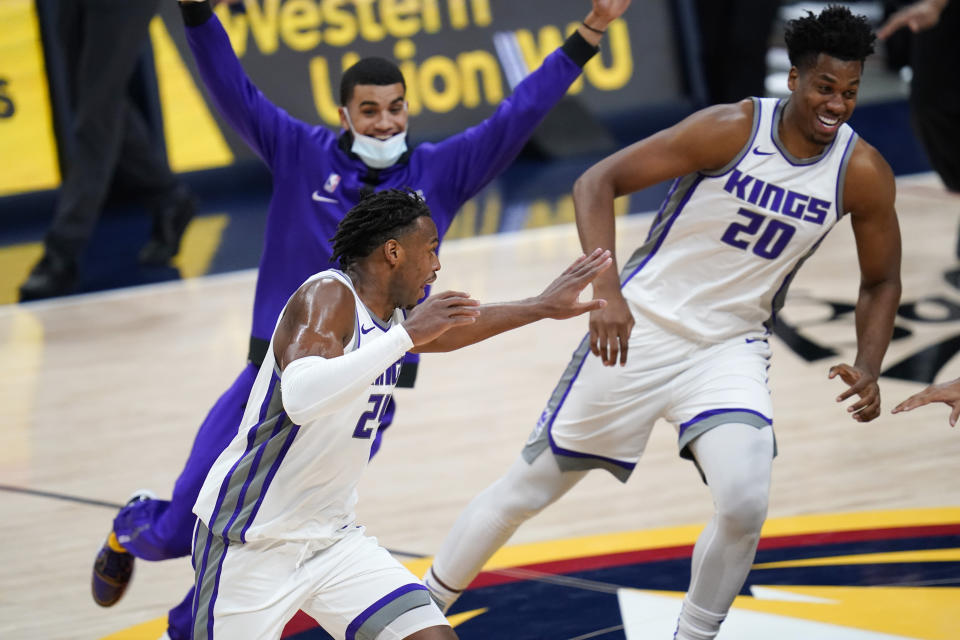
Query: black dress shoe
[[19, 253, 77, 301], [139, 190, 196, 266]]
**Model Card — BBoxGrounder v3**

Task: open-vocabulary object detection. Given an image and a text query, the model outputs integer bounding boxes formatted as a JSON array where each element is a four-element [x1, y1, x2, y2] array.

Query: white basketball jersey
[[194, 269, 406, 545], [621, 97, 859, 343]]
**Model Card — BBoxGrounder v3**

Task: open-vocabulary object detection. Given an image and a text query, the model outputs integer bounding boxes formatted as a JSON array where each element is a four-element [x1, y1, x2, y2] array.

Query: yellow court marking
[[100, 616, 167, 640], [171, 213, 230, 279], [0, 307, 43, 467], [754, 547, 960, 569], [405, 506, 960, 578], [0, 241, 43, 305], [448, 607, 488, 628], [731, 586, 960, 640], [101, 508, 960, 639]]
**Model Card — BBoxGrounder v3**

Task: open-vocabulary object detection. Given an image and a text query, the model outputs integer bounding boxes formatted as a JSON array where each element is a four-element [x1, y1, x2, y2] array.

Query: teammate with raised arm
[[189, 189, 610, 639], [423, 8, 902, 639], [91, 1, 632, 636]]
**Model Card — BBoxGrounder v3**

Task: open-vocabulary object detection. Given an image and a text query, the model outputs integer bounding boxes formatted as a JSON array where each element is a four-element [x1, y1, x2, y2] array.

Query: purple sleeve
[[427, 35, 596, 208], [182, 4, 327, 167]]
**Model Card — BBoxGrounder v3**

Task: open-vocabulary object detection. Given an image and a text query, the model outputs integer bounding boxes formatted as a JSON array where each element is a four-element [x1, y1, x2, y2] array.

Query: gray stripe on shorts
[[555, 454, 632, 483], [678, 410, 773, 461], [521, 335, 592, 465], [353, 592, 433, 640]]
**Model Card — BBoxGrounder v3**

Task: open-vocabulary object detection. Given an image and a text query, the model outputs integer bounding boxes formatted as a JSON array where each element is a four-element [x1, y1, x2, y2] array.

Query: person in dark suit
[[20, 0, 195, 301]]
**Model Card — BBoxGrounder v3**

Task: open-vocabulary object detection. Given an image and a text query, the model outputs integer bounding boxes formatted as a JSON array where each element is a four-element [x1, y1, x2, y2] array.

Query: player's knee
[[716, 489, 768, 538]]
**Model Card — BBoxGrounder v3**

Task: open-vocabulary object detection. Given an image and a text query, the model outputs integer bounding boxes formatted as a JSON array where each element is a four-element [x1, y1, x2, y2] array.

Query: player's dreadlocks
[[331, 188, 431, 269], [785, 5, 876, 71]]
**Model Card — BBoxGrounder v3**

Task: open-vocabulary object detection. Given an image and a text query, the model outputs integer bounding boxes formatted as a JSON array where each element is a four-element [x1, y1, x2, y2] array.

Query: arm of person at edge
[[428, 0, 632, 205], [877, 0, 950, 39], [178, 0, 318, 167], [571, 100, 757, 367], [827, 141, 902, 422], [274, 249, 611, 371], [892, 377, 960, 426]]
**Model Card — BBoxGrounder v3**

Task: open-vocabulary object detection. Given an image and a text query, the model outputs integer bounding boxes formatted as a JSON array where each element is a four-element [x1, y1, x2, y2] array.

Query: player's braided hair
[[785, 5, 876, 70], [331, 188, 431, 269]]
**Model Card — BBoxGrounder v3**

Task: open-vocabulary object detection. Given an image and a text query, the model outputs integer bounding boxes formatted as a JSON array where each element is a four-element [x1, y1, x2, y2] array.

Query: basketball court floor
[[1, 173, 959, 639]]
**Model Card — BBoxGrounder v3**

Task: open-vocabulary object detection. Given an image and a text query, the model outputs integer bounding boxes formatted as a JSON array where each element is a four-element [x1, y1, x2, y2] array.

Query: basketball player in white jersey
[[423, 7, 902, 639], [189, 188, 612, 640]]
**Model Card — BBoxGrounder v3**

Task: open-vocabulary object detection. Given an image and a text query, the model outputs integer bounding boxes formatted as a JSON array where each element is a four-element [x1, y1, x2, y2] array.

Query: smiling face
[[391, 216, 440, 310], [786, 54, 862, 149], [339, 83, 407, 140]]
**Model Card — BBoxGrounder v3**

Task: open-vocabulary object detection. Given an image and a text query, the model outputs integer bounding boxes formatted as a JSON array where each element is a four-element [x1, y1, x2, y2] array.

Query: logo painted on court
[[267, 508, 960, 640], [102, 509, 960, 639], [773, 265, 960, 385]]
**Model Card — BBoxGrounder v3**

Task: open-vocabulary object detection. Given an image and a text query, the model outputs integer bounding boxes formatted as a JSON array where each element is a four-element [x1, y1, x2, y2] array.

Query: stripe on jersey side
[[765, 231, 831, 331], [620, 173, 704, 287], [835, 132, 859, 220], [701, 96, 762, 178], [235, 418, 299, 542], [207, 371, 301, 543], [346, 584, 432, 640], [521, 334, 635, 483], [204, 371, 282, 538]]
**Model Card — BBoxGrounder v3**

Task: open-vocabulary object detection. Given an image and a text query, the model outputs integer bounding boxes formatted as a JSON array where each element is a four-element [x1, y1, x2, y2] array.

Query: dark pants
[[695, 0, 782, 104], [909, 0, 960, 192], [46, 0, 181, 262]]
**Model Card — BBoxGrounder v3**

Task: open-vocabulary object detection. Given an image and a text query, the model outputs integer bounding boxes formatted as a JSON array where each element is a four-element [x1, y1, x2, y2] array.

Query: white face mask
[[343, 109, 408, 169]]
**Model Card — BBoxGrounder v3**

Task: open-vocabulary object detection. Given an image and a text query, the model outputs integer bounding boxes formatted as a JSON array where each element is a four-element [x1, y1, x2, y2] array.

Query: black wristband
[[180, 0, 214, 27], [561, 29, 600, 68], [581, 21, 605, 34]]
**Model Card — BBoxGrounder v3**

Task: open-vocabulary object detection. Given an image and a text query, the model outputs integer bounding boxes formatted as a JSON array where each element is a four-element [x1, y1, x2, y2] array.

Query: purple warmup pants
[[112, 363, 396, 639]]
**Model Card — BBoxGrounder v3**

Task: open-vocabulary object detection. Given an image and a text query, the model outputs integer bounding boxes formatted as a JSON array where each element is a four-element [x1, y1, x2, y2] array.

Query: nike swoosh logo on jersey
[[752, 147, 776, 156], [360, 324, 376, 334], [312, 191, 338, 203]]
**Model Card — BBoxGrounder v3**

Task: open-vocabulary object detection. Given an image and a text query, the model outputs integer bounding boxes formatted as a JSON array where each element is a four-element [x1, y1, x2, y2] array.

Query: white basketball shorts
[[191, 522, 448, 640], [523, 312, 775, 481]]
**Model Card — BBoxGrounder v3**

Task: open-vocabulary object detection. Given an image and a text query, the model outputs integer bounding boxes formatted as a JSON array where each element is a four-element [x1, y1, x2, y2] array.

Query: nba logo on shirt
[[324, 173, 341, 194]]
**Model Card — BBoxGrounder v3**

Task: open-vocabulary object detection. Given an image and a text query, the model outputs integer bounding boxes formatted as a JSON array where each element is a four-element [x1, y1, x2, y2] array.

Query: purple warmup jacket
[[182, 2, 597, 366]]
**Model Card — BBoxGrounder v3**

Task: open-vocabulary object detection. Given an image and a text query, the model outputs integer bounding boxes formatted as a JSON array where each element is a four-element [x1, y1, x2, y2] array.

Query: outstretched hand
[[876, 0, 947, 39], [892, 377, 960, 426], [828, 363, 881, 422], [535, 248, 612, 320]]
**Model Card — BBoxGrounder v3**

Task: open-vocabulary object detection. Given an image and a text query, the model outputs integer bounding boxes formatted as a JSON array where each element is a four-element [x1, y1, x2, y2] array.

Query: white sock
[[674, 597, 726, 640], [423, 566, 462, 614]]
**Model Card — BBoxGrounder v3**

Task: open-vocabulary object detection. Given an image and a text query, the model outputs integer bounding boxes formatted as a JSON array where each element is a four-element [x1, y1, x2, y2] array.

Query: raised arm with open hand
[[412, 248, 612, 353], [877, 0, 949, 39]]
